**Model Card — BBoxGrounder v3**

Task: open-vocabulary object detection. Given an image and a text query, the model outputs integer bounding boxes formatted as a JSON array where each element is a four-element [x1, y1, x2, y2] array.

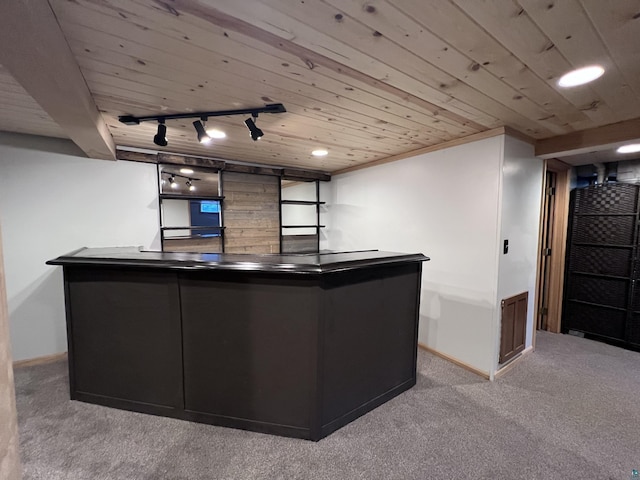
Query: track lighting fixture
[[193, 120, 211, 144], [162, 171, 201, 192], [153, 121, 168, 146], [118, 103, 285, 146], [245, 114, 264, 141]]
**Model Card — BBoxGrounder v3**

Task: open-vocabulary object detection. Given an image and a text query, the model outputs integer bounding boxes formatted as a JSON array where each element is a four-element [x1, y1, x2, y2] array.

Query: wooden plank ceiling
[[0, 65, 68, 140], [1, 0, 639, 171]]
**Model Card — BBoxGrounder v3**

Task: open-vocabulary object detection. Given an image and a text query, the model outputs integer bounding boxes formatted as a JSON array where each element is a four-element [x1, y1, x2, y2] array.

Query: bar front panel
[[66, 267, 183, 409], [179, 272, 320, 430], [320, 263, 421, 427]]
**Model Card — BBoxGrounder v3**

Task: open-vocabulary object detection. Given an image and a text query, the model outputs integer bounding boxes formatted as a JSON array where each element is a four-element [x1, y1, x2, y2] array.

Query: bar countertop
[[47, 247, 429, 274]]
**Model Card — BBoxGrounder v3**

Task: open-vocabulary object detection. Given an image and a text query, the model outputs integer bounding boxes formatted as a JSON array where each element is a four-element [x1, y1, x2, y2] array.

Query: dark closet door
[[500, 292, 528, 364], [563, 183, 640, 350]]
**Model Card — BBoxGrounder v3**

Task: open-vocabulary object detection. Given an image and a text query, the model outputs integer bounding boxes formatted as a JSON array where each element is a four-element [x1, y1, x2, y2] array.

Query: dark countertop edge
[[46, 250, 429, 275]]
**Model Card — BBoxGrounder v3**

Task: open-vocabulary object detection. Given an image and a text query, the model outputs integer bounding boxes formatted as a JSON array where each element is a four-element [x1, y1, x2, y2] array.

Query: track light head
[[153, 122, 168, 146], [244, 116, 264, 141], [193, 120, 211, 144], [169, 176, 178, 189], [186, 179, 196, 192], [118, 115, 140, 125]]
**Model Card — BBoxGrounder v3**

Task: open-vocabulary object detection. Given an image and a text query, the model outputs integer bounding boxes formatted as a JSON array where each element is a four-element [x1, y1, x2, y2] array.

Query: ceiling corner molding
[[503, 126, 536, 145], [333, 128, 507, 176], [0, 0, 115, 160], [535, 118, 640, 159], [546, 158, 572, 171]]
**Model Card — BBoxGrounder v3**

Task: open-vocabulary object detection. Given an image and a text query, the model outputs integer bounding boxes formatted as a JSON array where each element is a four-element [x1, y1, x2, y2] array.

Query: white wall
[[495, 137, 544, 369], [281, 181, 318, 236], [0, 132, 160, 361], [161, 199, 191, 237], [325, 136, 504, 375], [161, 199, 190, 227]]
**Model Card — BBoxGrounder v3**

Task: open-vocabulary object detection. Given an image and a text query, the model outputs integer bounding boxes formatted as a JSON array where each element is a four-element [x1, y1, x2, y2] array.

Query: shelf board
[[281, 200, 326, 205], [160, 194, 224, 201], [569, 272, 631, 281], [162, 234, 223, 240], [161, 226, 225, 231], [566, 299, 626, 311], [281, 225, 325, 229], [566, 329, 632, 345], [572, 243, 635, 248], [573, 213, 638, 217]]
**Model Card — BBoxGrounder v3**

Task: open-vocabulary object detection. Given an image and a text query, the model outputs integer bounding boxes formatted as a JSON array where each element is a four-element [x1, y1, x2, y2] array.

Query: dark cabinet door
[[66, 267, 183, 409], [179, 271, 318, 431], [500, 292, 528, 364]]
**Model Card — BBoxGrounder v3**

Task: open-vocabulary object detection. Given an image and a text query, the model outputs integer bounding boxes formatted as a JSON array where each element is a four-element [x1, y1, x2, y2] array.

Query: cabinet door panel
[[180, 272, 317, 429], [67, 267, 183, 408], [500, 292, 528, 364]]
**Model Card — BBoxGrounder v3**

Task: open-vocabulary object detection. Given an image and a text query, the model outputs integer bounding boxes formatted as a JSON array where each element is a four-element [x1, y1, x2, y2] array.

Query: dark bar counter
[[48, 247, 429, 441]]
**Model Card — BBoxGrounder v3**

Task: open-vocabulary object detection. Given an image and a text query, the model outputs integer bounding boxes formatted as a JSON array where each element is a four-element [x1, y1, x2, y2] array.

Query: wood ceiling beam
[[115, 150, 158, 164], [535, 118, 640, 159], [160, 0, 486, 133], [116, 149, 330, 180], [0, 0, 115, 160], [159, 153, 225, 171]]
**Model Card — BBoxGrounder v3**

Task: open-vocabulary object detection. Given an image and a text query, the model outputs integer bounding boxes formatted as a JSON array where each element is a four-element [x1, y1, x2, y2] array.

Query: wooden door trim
[[545, 162, 570, 333], [534, 158, 570, 345], [533, 167, 548, 350]]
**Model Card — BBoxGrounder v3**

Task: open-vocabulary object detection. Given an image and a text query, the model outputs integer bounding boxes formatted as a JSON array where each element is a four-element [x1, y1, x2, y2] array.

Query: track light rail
[[118, 103, 286, 125], [161, 171, 200, 181]]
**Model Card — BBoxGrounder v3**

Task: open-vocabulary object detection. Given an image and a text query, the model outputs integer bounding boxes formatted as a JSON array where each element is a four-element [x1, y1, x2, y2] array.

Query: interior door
[[537, 171, 557, 330]]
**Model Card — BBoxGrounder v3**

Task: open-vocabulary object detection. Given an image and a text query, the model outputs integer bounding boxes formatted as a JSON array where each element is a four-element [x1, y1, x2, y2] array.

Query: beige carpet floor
[[14, 331, 640, 480]]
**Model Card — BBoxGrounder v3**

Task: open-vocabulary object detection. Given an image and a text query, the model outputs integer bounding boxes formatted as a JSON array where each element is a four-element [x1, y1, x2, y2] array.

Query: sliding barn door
[[563, 183, 640, 350]]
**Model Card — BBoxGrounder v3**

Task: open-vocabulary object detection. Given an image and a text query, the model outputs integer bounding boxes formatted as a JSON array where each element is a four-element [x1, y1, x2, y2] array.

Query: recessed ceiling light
[[312, 149, 328, 157], [558, 65, 605, 88], [180, 168, 194, 174], [617, 144, 640, 154], [207, 129, 227, 139]]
